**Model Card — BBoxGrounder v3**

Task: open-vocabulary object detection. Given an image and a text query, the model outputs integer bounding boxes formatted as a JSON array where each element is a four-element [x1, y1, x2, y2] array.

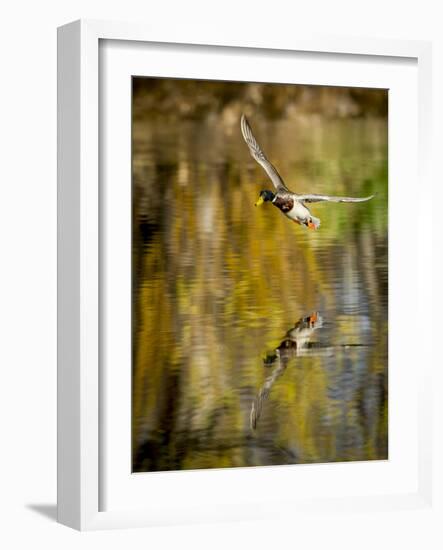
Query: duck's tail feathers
[[311, 215, 321, 230]]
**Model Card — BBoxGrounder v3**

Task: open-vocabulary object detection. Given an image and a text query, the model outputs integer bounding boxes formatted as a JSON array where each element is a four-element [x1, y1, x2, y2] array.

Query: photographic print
[[132, 77, 388, 473]]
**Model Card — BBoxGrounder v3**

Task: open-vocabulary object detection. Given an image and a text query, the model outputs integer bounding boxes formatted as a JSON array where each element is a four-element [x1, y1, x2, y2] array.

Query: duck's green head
[[255, 190, 275, 206]]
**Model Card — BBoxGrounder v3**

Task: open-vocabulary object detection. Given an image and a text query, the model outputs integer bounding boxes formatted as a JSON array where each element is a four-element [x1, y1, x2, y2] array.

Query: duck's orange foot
[[309, 312, 318, 324]]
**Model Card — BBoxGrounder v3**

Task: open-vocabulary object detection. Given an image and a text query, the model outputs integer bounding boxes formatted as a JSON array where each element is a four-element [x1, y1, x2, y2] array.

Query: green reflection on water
[[132, 109, 388, 473]]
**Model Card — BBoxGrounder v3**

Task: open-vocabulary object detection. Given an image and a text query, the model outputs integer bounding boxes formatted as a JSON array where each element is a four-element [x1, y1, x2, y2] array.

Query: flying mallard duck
[[240, 114, 374, 230]]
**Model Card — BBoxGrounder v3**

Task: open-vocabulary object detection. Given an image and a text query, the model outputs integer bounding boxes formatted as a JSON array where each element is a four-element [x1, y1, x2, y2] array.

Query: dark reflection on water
[[132, 112, 388, 473]]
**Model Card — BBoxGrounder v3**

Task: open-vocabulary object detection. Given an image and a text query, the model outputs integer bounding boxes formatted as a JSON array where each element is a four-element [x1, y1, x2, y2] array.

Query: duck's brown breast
[[273, 196, 294, 213]]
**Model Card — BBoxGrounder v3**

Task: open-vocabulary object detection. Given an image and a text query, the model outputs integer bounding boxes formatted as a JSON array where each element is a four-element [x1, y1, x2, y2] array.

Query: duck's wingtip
[[240, 114, 252, 140]]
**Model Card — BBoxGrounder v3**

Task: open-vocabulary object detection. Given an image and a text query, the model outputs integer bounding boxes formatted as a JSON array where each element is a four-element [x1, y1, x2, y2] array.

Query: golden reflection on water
[[132, 109, 388, 472]]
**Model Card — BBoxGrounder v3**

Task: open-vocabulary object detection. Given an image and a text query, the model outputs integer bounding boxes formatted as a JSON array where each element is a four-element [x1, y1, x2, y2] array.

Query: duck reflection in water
[[250, 312, 323, 430], [250, 312, 369, 430]]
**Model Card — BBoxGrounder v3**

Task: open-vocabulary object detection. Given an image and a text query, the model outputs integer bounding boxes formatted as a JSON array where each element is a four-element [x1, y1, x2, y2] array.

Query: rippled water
[[132, 113, 388, 472]]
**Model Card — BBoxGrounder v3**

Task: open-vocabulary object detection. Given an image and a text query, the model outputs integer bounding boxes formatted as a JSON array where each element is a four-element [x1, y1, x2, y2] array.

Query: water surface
[[132, 114, 388, 472]]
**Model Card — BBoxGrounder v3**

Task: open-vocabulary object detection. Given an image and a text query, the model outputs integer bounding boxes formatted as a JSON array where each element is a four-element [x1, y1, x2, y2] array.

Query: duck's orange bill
[[307, 221, 317, 230]]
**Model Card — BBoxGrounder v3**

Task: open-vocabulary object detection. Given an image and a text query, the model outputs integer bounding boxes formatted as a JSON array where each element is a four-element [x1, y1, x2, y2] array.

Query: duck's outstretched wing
[[297, 193, 375, 204], [250, 355, 288, 430], [241, 114, 289, 193]]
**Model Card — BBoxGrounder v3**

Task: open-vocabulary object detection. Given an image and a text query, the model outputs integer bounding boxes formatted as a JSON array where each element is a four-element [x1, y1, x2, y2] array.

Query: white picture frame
[[57, 19, 435, 531]]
